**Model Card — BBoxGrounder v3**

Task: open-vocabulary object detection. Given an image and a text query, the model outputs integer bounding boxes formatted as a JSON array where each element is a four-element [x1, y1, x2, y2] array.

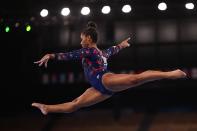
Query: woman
[[32, 21, 186, 115]]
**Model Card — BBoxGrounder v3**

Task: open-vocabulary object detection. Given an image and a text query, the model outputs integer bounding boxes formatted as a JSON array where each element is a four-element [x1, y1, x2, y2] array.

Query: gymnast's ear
[[87, 35, 93, 42]]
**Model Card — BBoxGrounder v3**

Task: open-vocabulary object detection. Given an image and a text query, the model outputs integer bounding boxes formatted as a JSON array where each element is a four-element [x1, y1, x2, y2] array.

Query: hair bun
[[87, 21, 97, 29]]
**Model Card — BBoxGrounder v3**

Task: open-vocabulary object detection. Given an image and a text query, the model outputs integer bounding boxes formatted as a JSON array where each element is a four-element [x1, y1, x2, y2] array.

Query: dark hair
[[82, 21, 98, 43]]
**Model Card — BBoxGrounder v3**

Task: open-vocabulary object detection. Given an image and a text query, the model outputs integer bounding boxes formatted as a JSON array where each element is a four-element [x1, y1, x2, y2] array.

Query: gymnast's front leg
[[31, 87, 112, 115]]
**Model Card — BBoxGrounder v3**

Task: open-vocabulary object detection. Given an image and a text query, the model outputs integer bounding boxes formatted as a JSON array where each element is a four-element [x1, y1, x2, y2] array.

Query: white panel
[[180, 19, 197, 41], [158, 20, 177, 42], [71, 28, 82, 46], [97, 22, 107, 45], [59, 27, 70, 46], [114, 21, 134, 43], [136, 21, 155, 43]]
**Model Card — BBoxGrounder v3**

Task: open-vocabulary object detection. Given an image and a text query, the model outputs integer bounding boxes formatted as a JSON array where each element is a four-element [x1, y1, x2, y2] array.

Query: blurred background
[[1, 0, 197, 131]]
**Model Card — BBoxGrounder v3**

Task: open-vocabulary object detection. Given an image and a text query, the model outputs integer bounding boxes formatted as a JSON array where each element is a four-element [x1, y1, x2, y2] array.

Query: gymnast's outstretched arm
[[34, 48, 92, 68], [102, 37, 131, 58]]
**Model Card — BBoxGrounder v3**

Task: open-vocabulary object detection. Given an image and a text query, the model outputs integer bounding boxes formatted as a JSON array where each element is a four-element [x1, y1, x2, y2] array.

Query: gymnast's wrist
[[117, 44, 124, 49], [49, 53, 55, 59]]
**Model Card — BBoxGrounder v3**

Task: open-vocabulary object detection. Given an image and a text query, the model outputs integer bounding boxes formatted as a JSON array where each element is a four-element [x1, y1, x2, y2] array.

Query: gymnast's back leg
[[102, 69, 187, 92]]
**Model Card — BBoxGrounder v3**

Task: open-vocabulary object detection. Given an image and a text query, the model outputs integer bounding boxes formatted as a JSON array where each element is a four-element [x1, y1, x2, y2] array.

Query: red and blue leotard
[[54, 45, 122, 95]]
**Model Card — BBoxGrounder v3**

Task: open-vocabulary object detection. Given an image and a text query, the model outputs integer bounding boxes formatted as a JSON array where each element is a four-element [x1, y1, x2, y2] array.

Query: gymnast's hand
[[34, 54, 55, 68], [119, 37, 131, 48]]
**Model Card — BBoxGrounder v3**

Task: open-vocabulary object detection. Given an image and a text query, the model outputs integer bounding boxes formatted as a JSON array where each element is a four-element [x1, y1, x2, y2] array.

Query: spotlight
[[61, 7, 70, 16], [26, 25, 31, 32], [158, 2, 167, 11], [122, 4, 132, 13], [81, 7, 90, 15], [101, 6, 111, 14], [5, 26, 10, 33], [40, 9, 49, 17], [185, 3, 194, 10]]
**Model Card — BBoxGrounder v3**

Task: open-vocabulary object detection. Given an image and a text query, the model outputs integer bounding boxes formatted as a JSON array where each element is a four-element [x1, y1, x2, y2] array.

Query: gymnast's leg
[[32, 87, 111, 115], [102, 69, 187, 92]]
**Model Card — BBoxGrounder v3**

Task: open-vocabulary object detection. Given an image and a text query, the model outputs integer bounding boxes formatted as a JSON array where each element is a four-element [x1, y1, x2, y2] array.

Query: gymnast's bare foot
[[32, 103, 48, 115], [168, 69, 187, 79]]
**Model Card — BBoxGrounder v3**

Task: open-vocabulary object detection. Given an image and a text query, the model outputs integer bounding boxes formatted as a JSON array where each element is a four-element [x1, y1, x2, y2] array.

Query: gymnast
[[32, 21, 186, 115]]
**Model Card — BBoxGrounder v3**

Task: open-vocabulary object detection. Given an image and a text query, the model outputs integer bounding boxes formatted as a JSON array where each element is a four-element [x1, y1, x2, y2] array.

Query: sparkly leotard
[[54, 45, 122, 95]]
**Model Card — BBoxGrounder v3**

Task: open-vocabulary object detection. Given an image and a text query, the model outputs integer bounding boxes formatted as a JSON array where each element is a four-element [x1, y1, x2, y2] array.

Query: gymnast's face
[[80, 33, 92, 48]]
